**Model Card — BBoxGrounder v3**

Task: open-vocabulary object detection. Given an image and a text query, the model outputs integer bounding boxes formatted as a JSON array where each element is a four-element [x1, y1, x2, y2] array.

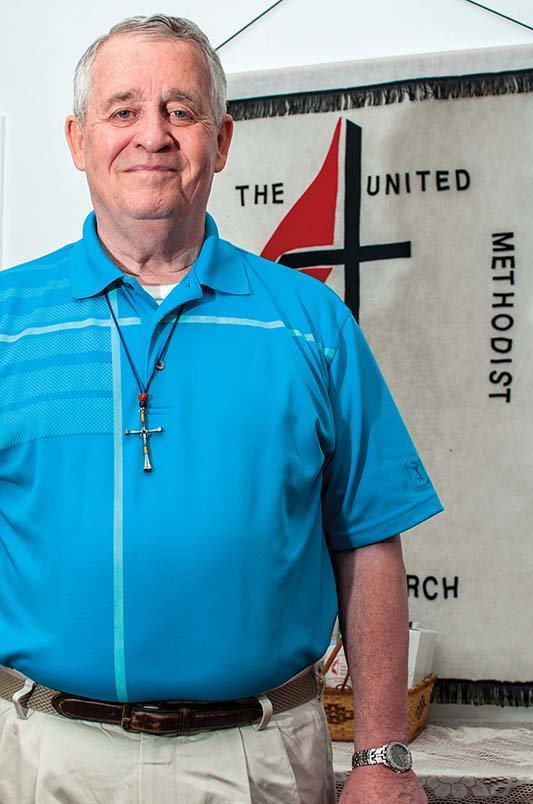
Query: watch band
[[352, 741, 412, 773]]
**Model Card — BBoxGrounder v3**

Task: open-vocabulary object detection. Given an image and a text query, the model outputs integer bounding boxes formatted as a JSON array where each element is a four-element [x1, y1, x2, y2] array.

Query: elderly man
[[0, 14, 442, 804]]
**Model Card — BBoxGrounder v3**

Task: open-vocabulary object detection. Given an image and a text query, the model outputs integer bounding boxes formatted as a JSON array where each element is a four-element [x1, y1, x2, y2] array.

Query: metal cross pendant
[[125, 393, 163, 472]]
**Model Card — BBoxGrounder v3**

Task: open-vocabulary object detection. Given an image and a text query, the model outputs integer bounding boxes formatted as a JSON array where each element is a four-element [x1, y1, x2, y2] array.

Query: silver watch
[[352, 741, 412, 773]]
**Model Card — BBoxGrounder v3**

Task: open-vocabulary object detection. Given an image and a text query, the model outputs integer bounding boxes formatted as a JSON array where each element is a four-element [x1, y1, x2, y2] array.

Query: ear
[[65, 115, 87, 172], [214, 114, 234, 174]]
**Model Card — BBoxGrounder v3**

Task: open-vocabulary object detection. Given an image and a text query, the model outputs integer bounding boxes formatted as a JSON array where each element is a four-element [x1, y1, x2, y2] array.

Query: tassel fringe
[[228, 68, 533, 121], [433, 678, 533, 707]]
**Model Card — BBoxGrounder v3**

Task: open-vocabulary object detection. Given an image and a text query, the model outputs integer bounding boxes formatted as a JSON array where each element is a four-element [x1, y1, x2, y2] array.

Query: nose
[[133, 110, 174, 152]]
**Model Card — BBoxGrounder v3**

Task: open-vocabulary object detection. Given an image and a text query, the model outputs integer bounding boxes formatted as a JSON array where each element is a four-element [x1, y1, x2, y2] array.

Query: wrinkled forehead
[[89, 34, 212, 108]]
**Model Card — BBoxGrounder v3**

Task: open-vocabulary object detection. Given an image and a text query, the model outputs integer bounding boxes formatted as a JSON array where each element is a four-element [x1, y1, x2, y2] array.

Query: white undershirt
[[142, 282, 180, 304]]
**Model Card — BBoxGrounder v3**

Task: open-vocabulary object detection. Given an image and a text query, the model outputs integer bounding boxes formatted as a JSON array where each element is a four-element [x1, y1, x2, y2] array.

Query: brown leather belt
[[0, 664, 319, 736]]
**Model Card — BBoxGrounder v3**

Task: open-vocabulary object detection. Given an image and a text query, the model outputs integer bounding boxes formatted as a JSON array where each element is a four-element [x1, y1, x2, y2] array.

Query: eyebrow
[[101, 88, 198, 113], [164, 88, 198, 105], [101, 90, 140, 113]]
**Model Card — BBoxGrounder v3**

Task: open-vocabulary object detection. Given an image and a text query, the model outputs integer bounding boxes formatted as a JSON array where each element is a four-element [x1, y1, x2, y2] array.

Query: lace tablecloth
[[332, 722, 533, 802]]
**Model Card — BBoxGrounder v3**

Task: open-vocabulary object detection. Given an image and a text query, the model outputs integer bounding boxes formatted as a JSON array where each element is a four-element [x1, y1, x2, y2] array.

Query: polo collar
[[69, 213, 125, 300], [69, 211, 251, 300], [194, 214, 251, 296]]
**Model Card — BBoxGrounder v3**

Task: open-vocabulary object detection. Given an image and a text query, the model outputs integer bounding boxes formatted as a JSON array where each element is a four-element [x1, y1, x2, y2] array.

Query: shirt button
[[156, 360, 165, 371]]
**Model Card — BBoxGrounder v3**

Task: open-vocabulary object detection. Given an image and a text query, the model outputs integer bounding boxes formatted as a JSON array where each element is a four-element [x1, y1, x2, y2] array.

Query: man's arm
[[331, 535, 427, 804]]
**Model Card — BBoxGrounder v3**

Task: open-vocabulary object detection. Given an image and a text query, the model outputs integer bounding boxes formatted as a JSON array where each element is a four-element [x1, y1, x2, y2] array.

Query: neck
[[95, 213, 205, 285]]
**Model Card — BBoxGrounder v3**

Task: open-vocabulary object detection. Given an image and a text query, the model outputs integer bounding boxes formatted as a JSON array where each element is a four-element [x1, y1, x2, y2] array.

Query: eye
[[169, 108, 193, 124], [112, 109, 136, 124]]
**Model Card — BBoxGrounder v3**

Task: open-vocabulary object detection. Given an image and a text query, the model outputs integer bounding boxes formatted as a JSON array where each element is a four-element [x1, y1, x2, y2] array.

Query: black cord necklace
[[105, 291, 181, 472]]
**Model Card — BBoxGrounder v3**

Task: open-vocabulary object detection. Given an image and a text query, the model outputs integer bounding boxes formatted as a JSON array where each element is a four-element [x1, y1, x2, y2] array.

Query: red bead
[[138, 392, 149, 404]]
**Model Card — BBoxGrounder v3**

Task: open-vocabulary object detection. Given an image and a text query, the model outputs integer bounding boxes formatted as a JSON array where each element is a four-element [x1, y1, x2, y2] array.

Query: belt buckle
[[121, 701, 192, 735]]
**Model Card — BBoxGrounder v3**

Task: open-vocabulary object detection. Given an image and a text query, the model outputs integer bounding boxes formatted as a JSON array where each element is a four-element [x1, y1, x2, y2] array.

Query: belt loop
[[12, 678, 36, 720], [253, 694, 273, 731], [121, 702, 132, 731], [314, 663, 326, 701]]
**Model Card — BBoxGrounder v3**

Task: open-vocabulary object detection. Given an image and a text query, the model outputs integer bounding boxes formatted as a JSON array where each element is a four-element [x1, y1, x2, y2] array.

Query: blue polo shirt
[[0, 213, 442, 702]]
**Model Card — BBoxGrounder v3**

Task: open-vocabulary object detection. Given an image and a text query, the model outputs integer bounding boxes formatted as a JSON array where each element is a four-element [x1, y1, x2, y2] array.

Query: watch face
[[386, 742, 412, 772]]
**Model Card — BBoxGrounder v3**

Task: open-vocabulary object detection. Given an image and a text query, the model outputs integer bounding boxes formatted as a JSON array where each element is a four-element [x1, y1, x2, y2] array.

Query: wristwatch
[[352, 741, 412, 773]]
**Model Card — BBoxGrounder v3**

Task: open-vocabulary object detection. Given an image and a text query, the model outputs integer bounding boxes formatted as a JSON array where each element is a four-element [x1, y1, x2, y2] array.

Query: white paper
[[409, 628, 438, 687]]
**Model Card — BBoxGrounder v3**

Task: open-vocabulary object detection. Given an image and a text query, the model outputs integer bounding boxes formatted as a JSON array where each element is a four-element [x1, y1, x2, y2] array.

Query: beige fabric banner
[[208, 46, 533, 697]]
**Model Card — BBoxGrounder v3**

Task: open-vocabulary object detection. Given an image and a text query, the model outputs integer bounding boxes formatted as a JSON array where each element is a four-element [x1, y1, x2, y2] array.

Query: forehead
[[90, 35, 211, 104]]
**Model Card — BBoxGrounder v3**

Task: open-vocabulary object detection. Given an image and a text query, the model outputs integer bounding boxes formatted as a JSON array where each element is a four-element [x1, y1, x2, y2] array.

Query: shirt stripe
[[0, 317, 140, 343], [181, 315, 285, 329], [109, 290, 128, 701], [180, 315, 335, 357], [0, 277, 71, 304]]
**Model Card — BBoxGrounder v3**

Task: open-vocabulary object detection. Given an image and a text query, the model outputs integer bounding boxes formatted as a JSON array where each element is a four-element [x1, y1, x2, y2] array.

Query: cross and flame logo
[[261, 119, 412, 320]]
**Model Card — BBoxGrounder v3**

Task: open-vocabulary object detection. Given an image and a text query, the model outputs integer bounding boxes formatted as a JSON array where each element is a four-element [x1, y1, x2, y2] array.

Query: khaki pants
[[0, 695, 336, 804]]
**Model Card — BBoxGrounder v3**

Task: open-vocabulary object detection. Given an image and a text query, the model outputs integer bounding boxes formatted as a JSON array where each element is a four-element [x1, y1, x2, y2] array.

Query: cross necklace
[[105, 293, 181, 472]]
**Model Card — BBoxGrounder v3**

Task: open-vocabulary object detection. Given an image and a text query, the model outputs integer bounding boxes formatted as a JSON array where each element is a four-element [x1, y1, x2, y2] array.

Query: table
[[332, 722, 533, 802]]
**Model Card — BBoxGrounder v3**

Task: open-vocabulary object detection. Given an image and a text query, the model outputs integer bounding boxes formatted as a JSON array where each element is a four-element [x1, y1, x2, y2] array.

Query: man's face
[[65, 35, 233, 228]]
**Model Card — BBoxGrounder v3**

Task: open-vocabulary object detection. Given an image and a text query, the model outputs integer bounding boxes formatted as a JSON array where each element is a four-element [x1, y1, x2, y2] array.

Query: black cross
[[278, 120, 411, 321]]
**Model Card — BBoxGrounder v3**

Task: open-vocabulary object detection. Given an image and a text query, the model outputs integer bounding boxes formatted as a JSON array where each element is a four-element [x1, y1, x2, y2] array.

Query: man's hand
[[339, 766, 428, 804]]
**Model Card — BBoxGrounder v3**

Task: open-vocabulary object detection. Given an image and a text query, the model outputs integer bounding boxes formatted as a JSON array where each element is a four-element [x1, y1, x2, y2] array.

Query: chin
[[129, 211, 175, 221], [114, 189, 178, 219], [125, 204, 180, 222]]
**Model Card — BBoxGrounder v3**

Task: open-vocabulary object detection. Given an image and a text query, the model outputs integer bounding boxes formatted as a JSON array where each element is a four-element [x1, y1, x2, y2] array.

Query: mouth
[[126, 166, 177, 173]]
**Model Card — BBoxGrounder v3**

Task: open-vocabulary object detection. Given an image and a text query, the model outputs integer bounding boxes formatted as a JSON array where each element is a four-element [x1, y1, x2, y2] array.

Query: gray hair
[[73, 14, 227, 124]]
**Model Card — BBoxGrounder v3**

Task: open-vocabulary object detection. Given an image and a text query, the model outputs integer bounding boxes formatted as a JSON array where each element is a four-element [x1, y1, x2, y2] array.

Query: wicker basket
[[323, 673, 436, 743], [321, 639, 436, 743]]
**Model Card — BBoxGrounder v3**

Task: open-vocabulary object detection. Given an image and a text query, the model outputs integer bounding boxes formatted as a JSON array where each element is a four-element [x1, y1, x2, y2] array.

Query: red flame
[[261, 119, 341, 283]]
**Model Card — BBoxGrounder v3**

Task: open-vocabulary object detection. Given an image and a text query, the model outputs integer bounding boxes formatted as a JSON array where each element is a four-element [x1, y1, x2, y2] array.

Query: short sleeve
[[322, 314, 443, 551]]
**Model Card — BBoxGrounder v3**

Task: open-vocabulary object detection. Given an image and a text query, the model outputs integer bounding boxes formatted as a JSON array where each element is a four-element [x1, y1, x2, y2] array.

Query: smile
[[126, 166, 177, 172]]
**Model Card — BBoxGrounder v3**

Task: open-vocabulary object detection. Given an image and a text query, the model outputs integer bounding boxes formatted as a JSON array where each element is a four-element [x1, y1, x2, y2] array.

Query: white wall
[[0, 0, 531, 268]]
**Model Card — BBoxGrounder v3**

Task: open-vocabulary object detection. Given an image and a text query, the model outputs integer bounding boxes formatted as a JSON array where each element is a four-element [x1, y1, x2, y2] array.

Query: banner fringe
[[228, 69, 533, 121], [433, 678, 533, 707]]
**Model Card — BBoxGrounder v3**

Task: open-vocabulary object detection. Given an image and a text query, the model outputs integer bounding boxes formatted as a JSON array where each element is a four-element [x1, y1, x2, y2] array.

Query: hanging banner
[[208, 45, 533, 700]]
